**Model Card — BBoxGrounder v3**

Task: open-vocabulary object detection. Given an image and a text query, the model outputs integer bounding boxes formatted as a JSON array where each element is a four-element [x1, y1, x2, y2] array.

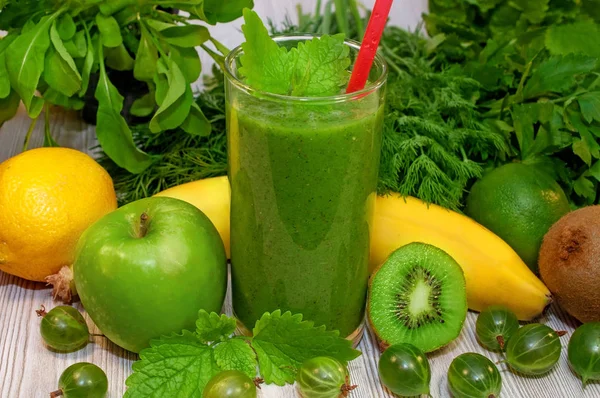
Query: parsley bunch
[[427, 0, 600, 205], [0, 0, 252, 174], [124, 310, 360, 397]]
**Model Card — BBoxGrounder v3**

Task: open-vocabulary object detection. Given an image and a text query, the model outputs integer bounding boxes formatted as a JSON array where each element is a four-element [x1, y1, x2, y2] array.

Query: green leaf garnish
[[196, 310, 236, 343], [124, 331, 220, 398], [124, 310, 361, 396], [238, 9, 350, 97], [251, 310, 360, 385], [213, 337, 257, 377]]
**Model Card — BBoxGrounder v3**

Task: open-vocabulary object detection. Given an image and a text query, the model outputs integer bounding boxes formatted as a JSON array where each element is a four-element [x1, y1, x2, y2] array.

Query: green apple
[[74, 197, 227, 353]]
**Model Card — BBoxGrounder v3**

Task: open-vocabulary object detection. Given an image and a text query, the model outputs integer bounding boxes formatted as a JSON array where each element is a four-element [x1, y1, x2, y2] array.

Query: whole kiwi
[[539, 206, 600, 323]]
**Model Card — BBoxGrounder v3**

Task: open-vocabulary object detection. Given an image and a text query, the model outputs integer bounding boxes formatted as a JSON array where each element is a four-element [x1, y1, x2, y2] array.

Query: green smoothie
[[228, 97, 384, 337]]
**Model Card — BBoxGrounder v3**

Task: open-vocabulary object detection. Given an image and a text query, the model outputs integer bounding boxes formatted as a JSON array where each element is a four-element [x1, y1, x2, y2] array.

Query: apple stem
[[138, 212, 149, 238]]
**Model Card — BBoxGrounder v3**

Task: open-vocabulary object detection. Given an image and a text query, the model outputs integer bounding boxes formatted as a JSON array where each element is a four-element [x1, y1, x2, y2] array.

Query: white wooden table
[[1, 1, 599, 397]]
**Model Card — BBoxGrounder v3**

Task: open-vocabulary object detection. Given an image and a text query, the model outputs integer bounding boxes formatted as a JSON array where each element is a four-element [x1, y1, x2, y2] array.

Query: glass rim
[[224, 34, 388, 103]]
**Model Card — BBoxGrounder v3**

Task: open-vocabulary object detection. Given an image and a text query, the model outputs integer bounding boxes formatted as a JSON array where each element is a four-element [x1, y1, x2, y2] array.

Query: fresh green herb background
[[0, 0, 252, 173], [426, 0, 600, 206], [12, 0, 599, 209]]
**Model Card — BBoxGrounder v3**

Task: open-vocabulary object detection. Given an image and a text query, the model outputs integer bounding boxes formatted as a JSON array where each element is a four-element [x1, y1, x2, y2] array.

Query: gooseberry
[[296, 356, 356, 398], [448, 353, 501, 398], [476, 306, 519, 351], [203, 370, 258, 398], [505, 323, 566, 375], [50, 362, 108, 398], [378, 343, 430, 397], [568, 322, 600, 386], [37, 305, 89, 352]]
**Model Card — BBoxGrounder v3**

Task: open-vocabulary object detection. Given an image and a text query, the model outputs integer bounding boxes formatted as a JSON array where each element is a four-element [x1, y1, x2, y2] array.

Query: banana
[[371, 193, 552, 320], [155, 176, 231, 257], [156, 177, 551, 320]]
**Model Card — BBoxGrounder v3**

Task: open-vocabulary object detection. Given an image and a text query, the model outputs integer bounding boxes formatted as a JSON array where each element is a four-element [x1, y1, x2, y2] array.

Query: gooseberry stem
[[557, 330, 567, 337], [340, 376, 358, 396], [36, 305, 47, 317], [496, 335, 505, 349], [253, 377, 264, 389], [50, 389, 64, 397]]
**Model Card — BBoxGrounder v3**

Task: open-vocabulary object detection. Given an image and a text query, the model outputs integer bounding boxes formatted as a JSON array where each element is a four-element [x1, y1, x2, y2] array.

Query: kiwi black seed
[[368, 242, 468, 353]]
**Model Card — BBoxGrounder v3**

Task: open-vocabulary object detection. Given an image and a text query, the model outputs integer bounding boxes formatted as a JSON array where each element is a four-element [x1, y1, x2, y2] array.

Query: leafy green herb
[[44, 21, 82, 97], [251, 311, 359, 385], [6, 12, 62, 117], [125, 331, 220, 397], [426, 0, 600, 205], [213, 337, 258, 377], [0, 0, 252, 173], [124, 310, 361, 397], [196, 311, 236, 343], [105, 1, 509, 211], [239, 9, 350, 97], [98, 69, 228, 205], [95, 43, 154, 174]]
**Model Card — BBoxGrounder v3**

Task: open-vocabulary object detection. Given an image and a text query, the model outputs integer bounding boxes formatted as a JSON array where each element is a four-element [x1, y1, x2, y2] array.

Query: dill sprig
[[378, 27, 508, 209]]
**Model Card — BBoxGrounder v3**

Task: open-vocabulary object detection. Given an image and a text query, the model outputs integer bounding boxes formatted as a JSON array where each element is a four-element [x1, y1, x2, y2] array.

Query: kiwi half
[[368, 242, 468, 353]]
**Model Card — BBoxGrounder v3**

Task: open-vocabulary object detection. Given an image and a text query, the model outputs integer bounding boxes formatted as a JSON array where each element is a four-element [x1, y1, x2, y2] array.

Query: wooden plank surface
[[1, 1, 599, 397]]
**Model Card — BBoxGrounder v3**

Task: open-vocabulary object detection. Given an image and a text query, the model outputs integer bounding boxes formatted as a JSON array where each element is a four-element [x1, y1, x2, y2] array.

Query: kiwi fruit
[[539, 206, 600, 323], [368, 242, 468, 353]]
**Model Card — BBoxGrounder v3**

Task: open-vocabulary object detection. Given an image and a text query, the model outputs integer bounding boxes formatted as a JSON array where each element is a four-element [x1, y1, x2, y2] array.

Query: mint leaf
[[250, 310, 361, 385], [196, 310, 236, 343], [214, 337, 257, 378], [578, 92, 600, 124], [523, 54, 597, 99], [238, 9, 350, 96], [292, 34, 350, 96], [545, 21, 600, 58], [239, 8, 296, 95], [124, 331, 220, 398]]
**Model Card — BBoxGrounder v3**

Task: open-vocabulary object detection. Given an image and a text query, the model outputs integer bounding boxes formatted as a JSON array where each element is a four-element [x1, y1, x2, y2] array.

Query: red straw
[[346, 0, 394, 93]]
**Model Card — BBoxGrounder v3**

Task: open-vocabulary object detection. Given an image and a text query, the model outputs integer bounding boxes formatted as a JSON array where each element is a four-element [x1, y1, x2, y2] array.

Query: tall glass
[[225, 35, 387, 341]]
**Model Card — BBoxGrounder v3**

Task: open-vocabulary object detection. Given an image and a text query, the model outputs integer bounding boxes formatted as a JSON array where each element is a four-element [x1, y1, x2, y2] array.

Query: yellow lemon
[[0, 147, 117, 281]]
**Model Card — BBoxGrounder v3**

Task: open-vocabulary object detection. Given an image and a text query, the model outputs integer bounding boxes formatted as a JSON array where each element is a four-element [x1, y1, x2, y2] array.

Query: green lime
[[466, 163, 570, 273]]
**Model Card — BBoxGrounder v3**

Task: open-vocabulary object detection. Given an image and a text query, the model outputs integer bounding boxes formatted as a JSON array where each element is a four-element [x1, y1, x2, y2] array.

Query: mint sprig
[[238, 9, 350, 97], [124, 310, 361, 397], [124, 331, 220, 397], [252, 311, 360, 385]]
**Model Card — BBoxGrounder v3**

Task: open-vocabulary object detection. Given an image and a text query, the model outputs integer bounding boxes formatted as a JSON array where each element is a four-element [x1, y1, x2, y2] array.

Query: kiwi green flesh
[[368, 242, 468, 353]]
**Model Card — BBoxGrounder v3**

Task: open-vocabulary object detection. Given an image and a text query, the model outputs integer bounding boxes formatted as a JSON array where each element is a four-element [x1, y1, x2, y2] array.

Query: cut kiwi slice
[[368, 242, 468, 353]]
